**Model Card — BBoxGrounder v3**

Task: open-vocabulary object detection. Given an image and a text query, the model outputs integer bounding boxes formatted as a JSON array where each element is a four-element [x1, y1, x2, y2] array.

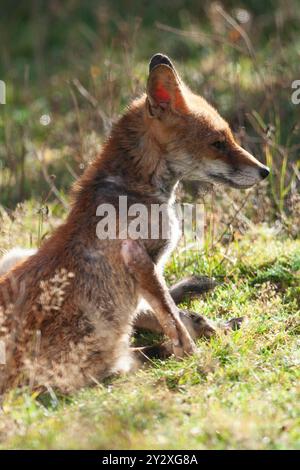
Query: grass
[[0, 205, 299, 450]]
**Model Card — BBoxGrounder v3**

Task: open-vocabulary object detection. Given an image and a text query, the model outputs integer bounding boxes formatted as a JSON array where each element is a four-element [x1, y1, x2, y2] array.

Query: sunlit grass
[[0, 206, 299, 450]]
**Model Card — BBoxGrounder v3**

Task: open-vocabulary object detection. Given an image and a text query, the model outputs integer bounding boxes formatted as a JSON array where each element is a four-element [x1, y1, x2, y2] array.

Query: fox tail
[[0, 248, 37, 276]]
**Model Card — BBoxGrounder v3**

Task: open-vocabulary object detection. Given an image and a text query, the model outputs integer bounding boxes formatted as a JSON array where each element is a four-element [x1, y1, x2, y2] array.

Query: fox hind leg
[[134, 308, 216, 340], [169, 275, 218, 304]]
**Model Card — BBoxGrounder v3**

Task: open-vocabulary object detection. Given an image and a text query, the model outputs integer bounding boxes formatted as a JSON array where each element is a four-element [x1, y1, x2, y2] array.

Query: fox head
[[145, 53, 269, 189]]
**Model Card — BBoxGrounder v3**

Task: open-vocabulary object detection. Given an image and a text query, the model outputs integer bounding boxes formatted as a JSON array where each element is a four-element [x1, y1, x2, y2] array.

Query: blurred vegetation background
[[0, 0, 299, 232]]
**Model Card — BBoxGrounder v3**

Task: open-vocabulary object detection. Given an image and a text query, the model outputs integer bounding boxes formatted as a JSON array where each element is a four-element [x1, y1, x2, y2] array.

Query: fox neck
[[97, 96, 181, 201]]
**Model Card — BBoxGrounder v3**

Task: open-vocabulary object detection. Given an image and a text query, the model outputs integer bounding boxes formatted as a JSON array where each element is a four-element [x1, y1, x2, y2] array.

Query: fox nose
[[259, 166, 270, 179]]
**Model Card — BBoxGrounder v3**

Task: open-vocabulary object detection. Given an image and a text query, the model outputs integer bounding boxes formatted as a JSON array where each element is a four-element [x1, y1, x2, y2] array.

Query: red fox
[[0, 54, 269, 393]]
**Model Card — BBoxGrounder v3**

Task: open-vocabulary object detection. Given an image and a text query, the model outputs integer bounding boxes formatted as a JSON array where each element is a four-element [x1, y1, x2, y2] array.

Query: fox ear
[[147, 54, 187, 117], [149, 53, 176, 73]]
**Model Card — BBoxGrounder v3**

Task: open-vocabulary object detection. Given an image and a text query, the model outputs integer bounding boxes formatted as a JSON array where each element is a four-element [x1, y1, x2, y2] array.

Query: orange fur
[[0, 54, 269, 393]]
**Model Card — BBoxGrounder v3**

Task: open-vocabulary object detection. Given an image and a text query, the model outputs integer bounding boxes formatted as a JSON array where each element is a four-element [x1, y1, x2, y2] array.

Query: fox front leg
[[121, 239, 196, 358]]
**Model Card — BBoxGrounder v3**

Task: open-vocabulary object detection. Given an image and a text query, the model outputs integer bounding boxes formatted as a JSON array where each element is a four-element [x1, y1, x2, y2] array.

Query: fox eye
[[212, 140, 226, 151]]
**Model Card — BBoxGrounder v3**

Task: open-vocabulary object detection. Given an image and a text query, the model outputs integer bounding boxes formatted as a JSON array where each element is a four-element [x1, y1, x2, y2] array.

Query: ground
[[0, 205, 299, 450]]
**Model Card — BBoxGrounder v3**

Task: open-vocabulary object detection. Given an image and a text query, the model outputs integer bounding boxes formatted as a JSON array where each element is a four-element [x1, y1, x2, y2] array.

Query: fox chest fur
[[91, 179, 181, 268]]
